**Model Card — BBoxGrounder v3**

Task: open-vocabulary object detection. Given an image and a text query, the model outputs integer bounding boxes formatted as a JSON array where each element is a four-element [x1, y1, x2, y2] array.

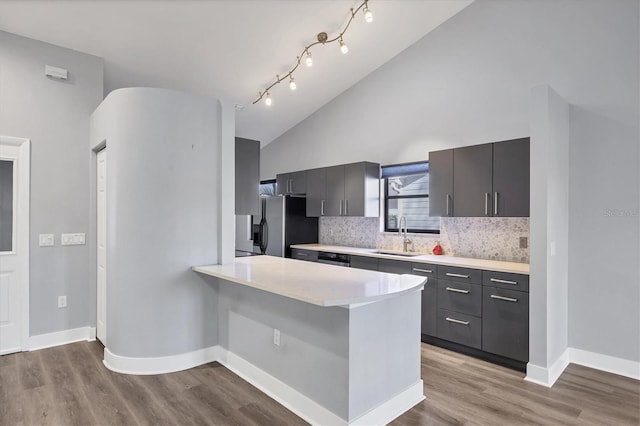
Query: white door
[[0, 136, 30, 355], [97, 149, 107, 344]]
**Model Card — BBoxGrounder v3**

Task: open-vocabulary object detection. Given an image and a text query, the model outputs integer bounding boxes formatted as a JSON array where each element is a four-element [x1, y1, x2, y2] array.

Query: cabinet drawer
[[482, 287, 529, 362], [291, 249, 317, 262], [378, 258, 412, 274], [411, 263, 438, 277], [482, 270, 529, 292], [350, 255, 378, 271], [437, 281, 482, 316], [438, 265, 482, 283], [437, 309, 481, 349]]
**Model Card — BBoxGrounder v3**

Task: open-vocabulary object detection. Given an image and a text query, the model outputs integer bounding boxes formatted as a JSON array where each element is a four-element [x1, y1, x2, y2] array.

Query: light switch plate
[[61, 233, 85, 246], [39, 234, 54, 247]]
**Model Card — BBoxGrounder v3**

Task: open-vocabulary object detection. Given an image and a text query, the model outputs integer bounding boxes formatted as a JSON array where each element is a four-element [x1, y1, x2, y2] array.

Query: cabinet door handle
[[445, 287, 469, 294], [345, 199, 348, 216], [297, 252, 308, 257], [446, 194, 451, 216], [446, 317, 470, 325], [339, 200, 343, 216], [494, 192, 499, 216], [490, 294, 518, 303], [485, 192, 490, 216], [445, 272, 469, 279], [287, 179, 291, 193], [321, 200, 325, 216], [490, 278, 518, 285], [412, 268, 433, 274]]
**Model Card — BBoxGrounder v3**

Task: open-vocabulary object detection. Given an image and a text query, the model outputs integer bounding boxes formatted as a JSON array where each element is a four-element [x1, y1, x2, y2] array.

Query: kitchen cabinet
[[350, 255, 378, 271], [453, 144, 493, 217], [291, 248, 318, 262], [482, 270, 529, 362], [235, 137, 260, 215], [276, 170, 307, 195], [492, 138, 530, 217], [378, 258, 412, 274], [306, 167, 326, 217], [411, 263, 437, 337], [429, 138, 530, 217], [308, 162, 380, 217], [428, 149, 453, 217]]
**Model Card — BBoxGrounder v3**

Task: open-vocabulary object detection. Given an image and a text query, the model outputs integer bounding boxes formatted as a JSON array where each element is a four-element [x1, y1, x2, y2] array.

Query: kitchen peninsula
[[193, 255, 426, 425]]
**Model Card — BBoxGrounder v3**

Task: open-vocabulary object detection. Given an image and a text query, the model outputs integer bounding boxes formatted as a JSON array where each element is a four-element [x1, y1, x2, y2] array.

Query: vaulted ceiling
[[0, 0, 473, 145]]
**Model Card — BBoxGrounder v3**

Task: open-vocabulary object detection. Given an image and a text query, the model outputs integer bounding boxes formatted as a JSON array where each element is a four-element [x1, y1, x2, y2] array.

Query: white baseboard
[[350, 380, 424, 426], [525, 349, 570, 387], [219, 348, 347, 425], [103, 345, 221, 375], [29, 326, 97, 351], [569, 348, 640, 381]]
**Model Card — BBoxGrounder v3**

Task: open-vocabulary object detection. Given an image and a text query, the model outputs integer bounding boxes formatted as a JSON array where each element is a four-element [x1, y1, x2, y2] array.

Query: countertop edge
[[290, 244, 530, 275], [192, 264, 427, 308]]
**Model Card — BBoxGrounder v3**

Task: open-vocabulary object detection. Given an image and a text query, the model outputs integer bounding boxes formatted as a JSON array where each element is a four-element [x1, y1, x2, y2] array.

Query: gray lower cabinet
[[350, 255, 378, 271], [482, 286, 529, 361], [235, 137, 260, 215], [291, 248, 318, 262], [437, 280, 482, 317], [436, 309, 482, 349], [411, 263, 437, 337], [378, 258, 412, 274]]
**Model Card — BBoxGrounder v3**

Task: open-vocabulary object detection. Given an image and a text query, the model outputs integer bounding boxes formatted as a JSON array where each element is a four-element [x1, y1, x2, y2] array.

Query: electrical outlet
[[58, 296, 67, 308], [273, 329, 281, 346], [519, 237, 528, 249], [39, 234, 54, 247]]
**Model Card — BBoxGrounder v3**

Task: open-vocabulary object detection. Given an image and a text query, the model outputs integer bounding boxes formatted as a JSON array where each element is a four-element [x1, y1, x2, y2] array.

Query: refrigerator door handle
[[259, 217, 269, 254]]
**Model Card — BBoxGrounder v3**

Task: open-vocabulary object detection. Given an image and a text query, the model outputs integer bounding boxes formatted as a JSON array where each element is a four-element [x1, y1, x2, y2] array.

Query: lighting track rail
[[253, 0, 373, 106]]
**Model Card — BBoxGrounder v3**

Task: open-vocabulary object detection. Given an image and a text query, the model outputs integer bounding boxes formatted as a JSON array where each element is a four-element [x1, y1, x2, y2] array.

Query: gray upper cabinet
[[429, 138, 530, 217], [453, 144, 493, 217], [305, 161, 380, 217], [306, 167, 326, 217], [324, 165, 345, 216], [493, 138, 530, 217], [276, 170, 307, 195], [235, 137, 260, 215], [428, 149, 453, 217]]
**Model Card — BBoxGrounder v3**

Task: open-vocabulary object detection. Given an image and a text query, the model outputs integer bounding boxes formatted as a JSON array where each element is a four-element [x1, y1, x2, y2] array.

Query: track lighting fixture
[[252, 0, 373, 106]]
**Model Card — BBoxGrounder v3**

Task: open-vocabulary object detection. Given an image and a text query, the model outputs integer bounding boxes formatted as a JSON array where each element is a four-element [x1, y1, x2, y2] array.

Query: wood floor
[[0, 341, 638, 426]]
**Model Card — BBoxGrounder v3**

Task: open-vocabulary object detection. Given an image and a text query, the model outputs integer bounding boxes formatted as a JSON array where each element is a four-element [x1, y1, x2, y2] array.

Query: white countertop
[[291, 244, 530, 275], [192, 255, 427, 307]]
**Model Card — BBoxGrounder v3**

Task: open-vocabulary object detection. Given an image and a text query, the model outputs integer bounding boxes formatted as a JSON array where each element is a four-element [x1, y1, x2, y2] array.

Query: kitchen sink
[[373, 250, 421, 257]]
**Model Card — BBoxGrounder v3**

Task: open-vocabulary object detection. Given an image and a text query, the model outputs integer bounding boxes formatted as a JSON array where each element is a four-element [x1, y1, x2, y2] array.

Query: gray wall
[[0, 31, 103, 335], [90, 88, 220, 358], [261, 0, 640, 363]]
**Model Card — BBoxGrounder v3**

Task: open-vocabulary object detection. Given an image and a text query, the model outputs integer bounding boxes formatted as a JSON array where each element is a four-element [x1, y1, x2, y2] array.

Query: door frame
[[0, 135, 30, 353]]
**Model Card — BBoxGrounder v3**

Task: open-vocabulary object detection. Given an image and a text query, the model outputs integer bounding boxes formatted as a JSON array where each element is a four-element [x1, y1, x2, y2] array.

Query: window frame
[[382, 161, 440, 234]]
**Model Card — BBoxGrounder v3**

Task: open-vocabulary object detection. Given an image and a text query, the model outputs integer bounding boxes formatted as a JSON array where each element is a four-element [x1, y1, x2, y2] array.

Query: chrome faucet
[[399, 216, 412, 252]]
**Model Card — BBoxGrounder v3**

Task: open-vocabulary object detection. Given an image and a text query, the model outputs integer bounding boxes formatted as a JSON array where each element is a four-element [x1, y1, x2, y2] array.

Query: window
[[383, 162, 439, 233]]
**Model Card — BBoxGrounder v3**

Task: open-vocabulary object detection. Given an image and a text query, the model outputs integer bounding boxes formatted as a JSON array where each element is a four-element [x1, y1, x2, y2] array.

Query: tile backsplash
[[319, 216, 529, 263]]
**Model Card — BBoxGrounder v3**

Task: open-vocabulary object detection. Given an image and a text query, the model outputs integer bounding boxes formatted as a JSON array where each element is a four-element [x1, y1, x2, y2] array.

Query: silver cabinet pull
[[412, 268, 433, 274], [490, 278, 518, 285], [288, 179, 292, 194], [297, 252, 308, 257], [490, 294, 518, 302], [446, 317, 470, 325], [345, 199, 348, 216], [494, 191, 499, 216], [485, 192, 490, 216], [446, 287, 469, 294], [446, 194, 451, 216], [339, 200, 343, 216], [446, 272, 470, 279], [321, 200, 325, 216]]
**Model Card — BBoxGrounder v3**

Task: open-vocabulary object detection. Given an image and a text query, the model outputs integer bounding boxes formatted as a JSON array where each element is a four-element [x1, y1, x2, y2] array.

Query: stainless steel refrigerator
[[236, 195, 318, 257]]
